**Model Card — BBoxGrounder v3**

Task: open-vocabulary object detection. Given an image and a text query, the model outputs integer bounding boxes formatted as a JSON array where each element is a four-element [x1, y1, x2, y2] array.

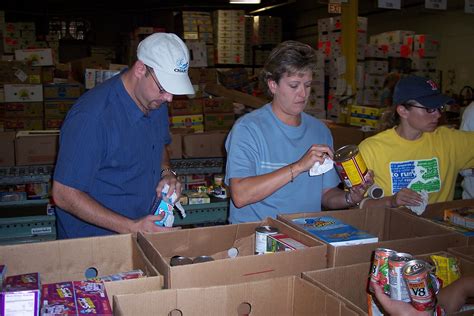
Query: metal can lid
[[170, 255, 193, 266], [375, 247, 396, 254], [334, 144, 359, 162], [402, 259, 428, 276], [389, 252, 414, 262], [255, 225, 279, 234], [192, 256, 214, 264]]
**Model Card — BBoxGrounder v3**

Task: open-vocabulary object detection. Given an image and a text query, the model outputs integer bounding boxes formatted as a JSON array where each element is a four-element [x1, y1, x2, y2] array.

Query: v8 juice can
[[402, 260, 436, 311], [369, 248, 395, 294], [388, 252, 413, 302], [255, 226, 279, 255], [334, 145, 368, 188]]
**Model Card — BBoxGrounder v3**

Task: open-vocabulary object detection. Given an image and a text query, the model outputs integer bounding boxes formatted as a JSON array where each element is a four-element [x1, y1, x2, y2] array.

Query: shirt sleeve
[[54, 111, 105, 192], [224, 122, 258, 185]]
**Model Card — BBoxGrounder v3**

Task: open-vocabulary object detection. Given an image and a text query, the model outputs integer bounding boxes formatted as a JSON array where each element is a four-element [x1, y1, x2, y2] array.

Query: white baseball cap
[[137, 33, 194, 95]]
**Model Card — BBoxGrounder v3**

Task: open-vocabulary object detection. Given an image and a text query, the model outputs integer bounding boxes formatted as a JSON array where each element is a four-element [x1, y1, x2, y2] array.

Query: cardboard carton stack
[[43, 82, 81, 129], [213, 10, 246, 65], [244, 15, 282, 66], [316, 16, 368, 123]]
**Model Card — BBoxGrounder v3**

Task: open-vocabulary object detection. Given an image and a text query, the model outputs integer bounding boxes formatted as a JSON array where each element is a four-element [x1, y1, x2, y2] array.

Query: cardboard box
[[0, 132, 16, 166], [278, 207, 469, 267], [327, 123, 365, 150], [2, 117, 44, 131], [14, 48, 54, 66], [4, 84, 43, 102], [113, 275, 362, 316], [448, 245, 474, 262], [166, 133, 183, 159], [393, 199, 474, 244], [0, 234, 164, 310], [182, 131, 228, 158], [43, 83, 82, 100], [0, 102, 44, 118], [14, 130, 59, 165], [0, 60, 42, 84], [137, 217, 327, 289], [302, 251, 474, 316], [204, 112, 235, 131]]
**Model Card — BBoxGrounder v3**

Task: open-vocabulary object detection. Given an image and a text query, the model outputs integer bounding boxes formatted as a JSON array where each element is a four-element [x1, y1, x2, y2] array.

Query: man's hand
[[156, 174, 182, 201], [131, 214, 181, 233]]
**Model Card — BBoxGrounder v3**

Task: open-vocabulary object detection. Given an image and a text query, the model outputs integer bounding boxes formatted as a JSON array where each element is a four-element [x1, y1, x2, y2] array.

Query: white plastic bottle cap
[[227, 247, 239, 258]]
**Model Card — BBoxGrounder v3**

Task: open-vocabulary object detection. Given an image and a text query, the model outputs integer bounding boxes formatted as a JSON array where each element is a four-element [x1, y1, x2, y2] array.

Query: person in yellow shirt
[[359, 76, 474, 209]]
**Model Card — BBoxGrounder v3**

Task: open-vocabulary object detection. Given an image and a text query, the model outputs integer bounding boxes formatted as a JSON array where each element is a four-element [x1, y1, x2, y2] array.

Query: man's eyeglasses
[[145, 65, 167, 94], [404, 103, 446, 114]]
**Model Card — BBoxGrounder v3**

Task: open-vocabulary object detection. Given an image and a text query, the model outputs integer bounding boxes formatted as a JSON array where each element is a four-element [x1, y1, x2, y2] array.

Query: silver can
[[255, 226, 279, 255], [192, 256, 214, 264], [388, 252, 413, 302], [170, 256, 193, 266]]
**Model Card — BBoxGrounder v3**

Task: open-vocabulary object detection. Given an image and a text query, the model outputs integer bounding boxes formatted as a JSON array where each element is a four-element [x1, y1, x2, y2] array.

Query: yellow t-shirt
[[359, 126, 474, 203]]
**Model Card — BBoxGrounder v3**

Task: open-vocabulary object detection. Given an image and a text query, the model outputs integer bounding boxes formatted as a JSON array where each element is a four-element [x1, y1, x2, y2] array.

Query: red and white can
[[388, 252, 413, 302], [369, 248, 395, 294], [402, 259, 436, 311]]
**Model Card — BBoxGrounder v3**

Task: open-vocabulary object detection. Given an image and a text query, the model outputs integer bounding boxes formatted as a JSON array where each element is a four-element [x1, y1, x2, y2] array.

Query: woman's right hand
[[295, 144, 333, 173]]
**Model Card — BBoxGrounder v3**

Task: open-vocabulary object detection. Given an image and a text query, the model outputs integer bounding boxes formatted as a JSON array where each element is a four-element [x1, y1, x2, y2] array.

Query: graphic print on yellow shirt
[[390, 158, 441, 195]]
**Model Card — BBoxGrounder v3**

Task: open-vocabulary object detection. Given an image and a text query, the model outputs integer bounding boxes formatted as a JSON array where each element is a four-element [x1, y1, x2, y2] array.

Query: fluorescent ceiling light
[[229, 0, 261, 4]]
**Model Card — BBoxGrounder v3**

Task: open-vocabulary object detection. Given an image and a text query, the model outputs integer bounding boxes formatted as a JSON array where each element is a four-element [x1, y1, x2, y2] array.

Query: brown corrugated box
[[167, 133, 183, 159], [182, 131, 228, 158], [393, 199, 474, 245], [15, 130, 59, 165], [0, 131, 16, 166], [137, 217, 327, 289], [278, 207, 469, 267], [113, 275, 364, 316], [0, 234, 163, 310]]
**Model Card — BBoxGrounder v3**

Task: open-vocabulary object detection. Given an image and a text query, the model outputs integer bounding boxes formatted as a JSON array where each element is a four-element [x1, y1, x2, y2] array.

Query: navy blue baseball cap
[[393, 76, 454, 108]]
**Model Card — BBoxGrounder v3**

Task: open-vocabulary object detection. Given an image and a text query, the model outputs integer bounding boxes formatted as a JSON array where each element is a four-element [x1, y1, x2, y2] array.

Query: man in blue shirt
[[52, 33, 194, 238]]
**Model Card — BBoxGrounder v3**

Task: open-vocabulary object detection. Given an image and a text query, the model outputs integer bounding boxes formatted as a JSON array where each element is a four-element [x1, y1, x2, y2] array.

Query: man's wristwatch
[[160, 168, 177, 178]]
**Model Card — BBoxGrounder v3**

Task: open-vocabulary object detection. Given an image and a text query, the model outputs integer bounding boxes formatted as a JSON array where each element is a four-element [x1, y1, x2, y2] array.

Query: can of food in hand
[[369, 248, 396, 294], [334, 145, 368, 188], [255, 226, 279, 255], [402, 260, 437, 311], [389, 252, 413, 302]]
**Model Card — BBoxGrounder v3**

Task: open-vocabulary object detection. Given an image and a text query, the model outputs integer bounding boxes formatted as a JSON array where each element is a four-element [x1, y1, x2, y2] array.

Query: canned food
[[334, 145, 368, 188], [369, 248, 395, 294], [192, 256, 214, 264], [389, 252, 413, 302], [170, 256, 193, 266], [402, 260, 436, 311], [255, 226, 279, 255]]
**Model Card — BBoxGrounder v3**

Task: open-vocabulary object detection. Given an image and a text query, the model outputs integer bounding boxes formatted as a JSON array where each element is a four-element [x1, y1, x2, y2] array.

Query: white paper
[[309, 157, 334, 176], [335, 79, 347, 96], [408, 191, 429, 215], [425, 0, 447, 10], [378, 0, 401, 9]]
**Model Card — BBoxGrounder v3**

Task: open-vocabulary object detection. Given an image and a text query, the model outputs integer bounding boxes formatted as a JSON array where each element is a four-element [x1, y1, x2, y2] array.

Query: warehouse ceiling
[[2, 0, 465, 17]]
